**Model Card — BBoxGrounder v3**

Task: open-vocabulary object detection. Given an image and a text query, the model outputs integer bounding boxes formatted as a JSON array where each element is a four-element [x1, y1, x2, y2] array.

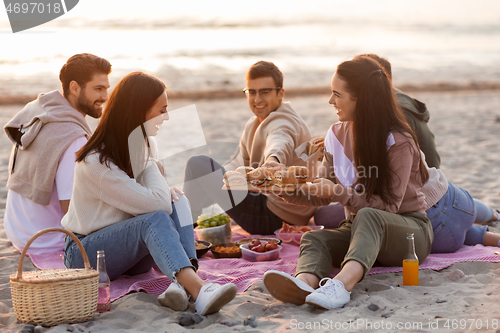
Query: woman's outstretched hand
[[170, 187, 184, 202]]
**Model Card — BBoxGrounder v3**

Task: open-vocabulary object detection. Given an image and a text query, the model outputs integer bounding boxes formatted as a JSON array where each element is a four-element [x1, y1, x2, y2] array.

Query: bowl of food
[[240, 239, 282, 262], [195, 240, 212, 258], [211, 243, 242, 259], [194, 213, 232, 245], [274, 223, 324, 245], [236, 237, 282, 247]]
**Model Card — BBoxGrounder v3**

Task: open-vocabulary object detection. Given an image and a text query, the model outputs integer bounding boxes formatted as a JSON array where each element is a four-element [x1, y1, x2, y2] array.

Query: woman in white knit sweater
[[61, 72, 237, 315]]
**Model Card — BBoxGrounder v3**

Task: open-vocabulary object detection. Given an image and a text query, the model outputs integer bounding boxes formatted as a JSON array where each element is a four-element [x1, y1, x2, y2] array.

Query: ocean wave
[[2, 82, 500, 105], [47, 16, 500, 36]]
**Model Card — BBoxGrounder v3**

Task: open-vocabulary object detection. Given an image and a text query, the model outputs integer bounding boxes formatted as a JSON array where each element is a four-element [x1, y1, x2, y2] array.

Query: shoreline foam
[[2, 82, 500, 105]]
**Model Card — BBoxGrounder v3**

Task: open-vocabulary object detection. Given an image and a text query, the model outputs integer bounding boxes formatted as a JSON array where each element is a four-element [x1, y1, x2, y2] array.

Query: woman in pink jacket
[[264, 56, 433, 310]]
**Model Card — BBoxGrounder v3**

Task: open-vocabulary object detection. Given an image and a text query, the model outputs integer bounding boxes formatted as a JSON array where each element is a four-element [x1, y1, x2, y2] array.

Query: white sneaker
[[158, 282, 189, 311], [195, 283, 238, 315], [305, 278, 351, 310], [263, 270, 315, 306]]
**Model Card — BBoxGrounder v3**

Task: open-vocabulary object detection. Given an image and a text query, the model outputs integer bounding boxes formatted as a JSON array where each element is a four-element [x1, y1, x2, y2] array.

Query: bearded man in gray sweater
[[4, 53, 111, 254]]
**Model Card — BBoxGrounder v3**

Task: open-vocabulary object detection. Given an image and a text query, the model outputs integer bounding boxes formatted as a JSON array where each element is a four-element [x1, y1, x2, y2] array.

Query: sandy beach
[[1, 89, 500, 333]]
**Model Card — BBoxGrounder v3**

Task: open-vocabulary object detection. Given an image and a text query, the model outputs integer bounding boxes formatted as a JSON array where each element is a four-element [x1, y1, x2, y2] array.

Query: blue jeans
[[183, 155, 283, 235], [427, 183, 487, 253], [64, 197, 198, 281], [474, 199, 496, 224]]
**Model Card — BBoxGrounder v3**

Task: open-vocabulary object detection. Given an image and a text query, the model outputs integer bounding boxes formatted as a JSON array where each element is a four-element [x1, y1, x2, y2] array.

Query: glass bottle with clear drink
[[96, 250, 111, 312], [402, 233, 419, 286]]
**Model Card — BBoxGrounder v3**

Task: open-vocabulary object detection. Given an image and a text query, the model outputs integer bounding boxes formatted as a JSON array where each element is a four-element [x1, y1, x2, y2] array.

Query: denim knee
[[464, 224, 487, 246], [147, 210, 171, 225], [473, 199, 495, 224], [140, 211, 179, 240]]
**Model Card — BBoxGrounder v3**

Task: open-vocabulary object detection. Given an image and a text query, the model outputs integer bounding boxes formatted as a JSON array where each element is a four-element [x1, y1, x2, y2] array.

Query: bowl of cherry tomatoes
[[239, 239, 282, 262]]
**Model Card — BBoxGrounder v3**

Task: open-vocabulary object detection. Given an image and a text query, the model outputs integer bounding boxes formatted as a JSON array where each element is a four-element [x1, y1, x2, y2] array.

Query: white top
[[61, 149, 172, 235], [4, 136, 87, 254], [418, 151, 449, 210], [325, 128, 395, 188], [422, 167, 449, 210], [147, 136, 193, 228]]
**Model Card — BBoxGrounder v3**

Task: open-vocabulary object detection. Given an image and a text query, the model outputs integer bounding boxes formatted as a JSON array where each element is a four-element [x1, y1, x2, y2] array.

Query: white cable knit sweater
[[421, 167, 448, 210], [419, 150, 448, 210], [61, 152, 171, 235]]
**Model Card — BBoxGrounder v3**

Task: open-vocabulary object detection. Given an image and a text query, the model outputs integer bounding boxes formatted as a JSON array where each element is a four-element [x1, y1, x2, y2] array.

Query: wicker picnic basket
[[10, 227, 99, 326]]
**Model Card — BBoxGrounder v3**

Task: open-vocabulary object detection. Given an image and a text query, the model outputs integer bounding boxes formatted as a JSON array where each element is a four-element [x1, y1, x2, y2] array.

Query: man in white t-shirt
[[3, 53, 112, 254]]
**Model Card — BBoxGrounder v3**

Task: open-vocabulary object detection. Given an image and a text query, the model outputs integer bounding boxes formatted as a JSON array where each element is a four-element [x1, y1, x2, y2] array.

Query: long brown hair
[[76, 71, 166, 178], [336, 56, 428, 204]]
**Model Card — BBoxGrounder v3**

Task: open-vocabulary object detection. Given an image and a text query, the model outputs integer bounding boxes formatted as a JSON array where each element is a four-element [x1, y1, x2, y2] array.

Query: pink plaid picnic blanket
[[29, 225, 500, 302]]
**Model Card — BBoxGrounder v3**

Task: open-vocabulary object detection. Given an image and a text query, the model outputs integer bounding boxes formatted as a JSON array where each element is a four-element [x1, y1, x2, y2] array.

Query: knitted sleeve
[[262, 116, 299, 166]]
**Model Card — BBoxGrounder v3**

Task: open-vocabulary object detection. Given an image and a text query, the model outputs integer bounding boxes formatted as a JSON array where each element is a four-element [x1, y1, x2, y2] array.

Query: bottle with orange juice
[[403, 233, 419, 286]]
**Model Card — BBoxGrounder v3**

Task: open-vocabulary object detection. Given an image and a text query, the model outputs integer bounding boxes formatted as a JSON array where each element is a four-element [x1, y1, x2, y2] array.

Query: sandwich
[[235, 166, 254, 179], [223, 171, 247, 187], [247, 167, 273, 187], [288, 166, 309, 183], [273, 170, 296, 187], [308, 136, 325, 156]]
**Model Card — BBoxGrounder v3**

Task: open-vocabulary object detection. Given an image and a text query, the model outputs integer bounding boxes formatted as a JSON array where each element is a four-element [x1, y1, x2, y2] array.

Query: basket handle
[[14, 227, 92, 281]]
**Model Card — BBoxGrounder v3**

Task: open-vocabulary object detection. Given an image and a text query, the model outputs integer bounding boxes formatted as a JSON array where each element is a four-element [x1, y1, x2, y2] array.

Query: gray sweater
[[4, 91, 92, 205]]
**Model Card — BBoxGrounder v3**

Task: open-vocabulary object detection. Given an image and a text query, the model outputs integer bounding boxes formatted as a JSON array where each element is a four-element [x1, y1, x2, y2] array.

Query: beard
[[76, 91, 104, 119]]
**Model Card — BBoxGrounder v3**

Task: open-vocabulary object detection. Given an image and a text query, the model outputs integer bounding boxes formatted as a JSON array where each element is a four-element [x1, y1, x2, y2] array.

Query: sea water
[[1, 0, 499, 97]]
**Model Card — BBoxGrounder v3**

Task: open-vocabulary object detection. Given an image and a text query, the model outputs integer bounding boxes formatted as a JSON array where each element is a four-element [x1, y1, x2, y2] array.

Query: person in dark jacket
[[362, 53, 440, 168]]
